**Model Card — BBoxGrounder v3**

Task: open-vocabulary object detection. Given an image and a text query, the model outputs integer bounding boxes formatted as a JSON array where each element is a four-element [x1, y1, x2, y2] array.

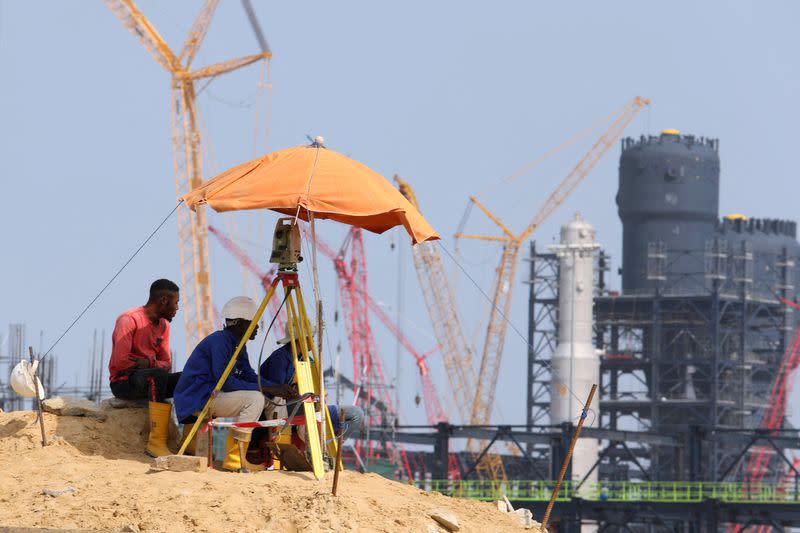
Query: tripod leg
[[294, 286, 339, 464], [285, 289, 325, 479], [178, 278, 280, 456]]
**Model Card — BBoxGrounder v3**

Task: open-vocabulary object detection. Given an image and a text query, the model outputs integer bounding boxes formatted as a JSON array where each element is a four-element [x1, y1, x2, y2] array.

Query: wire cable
[[41, 202, 181, 361], [256, 287, 291, 395]]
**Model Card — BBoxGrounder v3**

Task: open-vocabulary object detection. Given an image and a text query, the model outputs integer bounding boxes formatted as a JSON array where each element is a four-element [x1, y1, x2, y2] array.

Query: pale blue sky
[[1, 1, 799, 428]]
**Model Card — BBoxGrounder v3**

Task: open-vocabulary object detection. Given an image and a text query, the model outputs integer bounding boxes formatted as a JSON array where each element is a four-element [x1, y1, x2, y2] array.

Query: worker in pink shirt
[[109, 279, 181, 457]]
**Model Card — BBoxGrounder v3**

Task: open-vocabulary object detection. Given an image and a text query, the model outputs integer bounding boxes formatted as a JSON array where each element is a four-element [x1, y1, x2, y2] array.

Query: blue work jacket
[[174, 329, 259, 423], [260, 343, 340, 431], [259, 343, 295, 390]]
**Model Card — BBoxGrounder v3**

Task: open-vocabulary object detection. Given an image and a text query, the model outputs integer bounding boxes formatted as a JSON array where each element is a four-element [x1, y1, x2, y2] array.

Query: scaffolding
[[592, 239, 794, 482]]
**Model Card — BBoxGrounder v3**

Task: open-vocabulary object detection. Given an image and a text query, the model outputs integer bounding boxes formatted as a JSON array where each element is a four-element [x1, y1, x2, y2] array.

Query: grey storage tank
[[716, 216, 800, 298], [617, 130, 720, 293]]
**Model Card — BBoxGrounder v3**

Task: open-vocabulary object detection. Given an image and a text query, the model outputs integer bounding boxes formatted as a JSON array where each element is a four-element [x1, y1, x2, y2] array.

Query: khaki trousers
[[210, 390, 265, 439]]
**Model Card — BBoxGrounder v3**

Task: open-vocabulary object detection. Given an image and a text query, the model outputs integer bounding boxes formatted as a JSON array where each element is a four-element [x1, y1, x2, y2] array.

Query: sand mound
[[0, 407, 526, 532]]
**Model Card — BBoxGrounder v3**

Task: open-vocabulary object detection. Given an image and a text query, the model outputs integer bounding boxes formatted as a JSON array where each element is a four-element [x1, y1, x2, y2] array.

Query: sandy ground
[[0, 408, 525, 532]]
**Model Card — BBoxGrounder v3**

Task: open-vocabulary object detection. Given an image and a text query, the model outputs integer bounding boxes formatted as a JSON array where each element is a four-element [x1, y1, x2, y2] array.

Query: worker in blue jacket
[[173, 296, 266, 473], [259, 327, 364, 442]]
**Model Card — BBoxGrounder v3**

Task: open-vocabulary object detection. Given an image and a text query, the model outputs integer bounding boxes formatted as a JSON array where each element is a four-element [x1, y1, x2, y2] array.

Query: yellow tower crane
[[105, 0, 271, 355], [456, 96, 650, 480]]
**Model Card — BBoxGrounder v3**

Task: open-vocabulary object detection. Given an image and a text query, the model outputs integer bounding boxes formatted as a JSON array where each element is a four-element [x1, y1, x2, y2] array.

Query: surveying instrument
[[178, 217, 339, 479]]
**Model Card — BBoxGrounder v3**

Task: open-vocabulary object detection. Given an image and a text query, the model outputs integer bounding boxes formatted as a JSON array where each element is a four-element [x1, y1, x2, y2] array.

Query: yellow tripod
[[178, 266, 339, 480]]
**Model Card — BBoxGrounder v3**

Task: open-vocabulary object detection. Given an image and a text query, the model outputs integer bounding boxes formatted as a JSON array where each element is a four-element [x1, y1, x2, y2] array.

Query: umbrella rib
[[201, 158, 264, 203], [293, 144, 322, 226]]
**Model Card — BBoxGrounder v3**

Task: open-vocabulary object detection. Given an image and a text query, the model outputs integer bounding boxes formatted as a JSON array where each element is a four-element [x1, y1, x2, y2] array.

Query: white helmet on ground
[[10, 359, 45, 399], [221, 296, 259, 322]]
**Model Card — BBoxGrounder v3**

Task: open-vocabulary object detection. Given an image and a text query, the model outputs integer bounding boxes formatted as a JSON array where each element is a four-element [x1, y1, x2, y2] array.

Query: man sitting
[[260, 328, 364, 444], [108, 279, 181, 457], [173, 296, 266, 473]]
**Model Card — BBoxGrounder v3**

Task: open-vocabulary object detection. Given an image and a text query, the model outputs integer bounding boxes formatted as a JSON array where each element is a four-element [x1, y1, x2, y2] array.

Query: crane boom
[[178, 0, 219, 67], [104, 0, 177, 71], [366, 297, 447, 424], [519, 96, 651, 243]]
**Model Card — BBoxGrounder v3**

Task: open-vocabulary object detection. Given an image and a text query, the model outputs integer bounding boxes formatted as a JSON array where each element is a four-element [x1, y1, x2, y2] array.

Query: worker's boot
[[222, 429, 265, 473], [145, 401, 172, 458], [181, 424, 198, 456]]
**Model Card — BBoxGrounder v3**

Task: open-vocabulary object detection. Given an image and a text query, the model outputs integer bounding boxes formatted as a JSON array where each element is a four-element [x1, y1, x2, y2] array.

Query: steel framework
[[525, 242, 559, 447], [590, 240, 794, 482]]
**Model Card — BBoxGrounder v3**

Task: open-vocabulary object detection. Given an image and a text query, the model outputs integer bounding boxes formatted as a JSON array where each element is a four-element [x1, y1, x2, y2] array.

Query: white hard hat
[[277, 324, 317, 345], [221, 296, 259, 322], [10, 359, 45, 399]]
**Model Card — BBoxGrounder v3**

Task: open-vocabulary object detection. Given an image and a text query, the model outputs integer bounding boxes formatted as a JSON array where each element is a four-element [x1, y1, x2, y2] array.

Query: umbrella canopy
[[182, 142, 438, 244]]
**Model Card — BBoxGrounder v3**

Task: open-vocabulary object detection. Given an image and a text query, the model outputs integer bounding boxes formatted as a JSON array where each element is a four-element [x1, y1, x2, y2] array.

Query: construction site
[[2, 2, 799, 532]]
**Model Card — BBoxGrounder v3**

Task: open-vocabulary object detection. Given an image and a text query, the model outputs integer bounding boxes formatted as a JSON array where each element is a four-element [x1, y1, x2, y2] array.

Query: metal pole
[[542, 384, 597, 531], [317, 299, 326, 457], [332, 430, 344, 495], [310, 214, 326, 451], [28, 346, 47, 447], [207, 422, 214, 468], [98, 331, 106, 403]]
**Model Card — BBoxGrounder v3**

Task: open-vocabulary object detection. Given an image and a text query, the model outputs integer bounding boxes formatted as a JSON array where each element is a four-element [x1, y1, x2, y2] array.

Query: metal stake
[[541, 384, 597, 530], [332, 430, 344, 496], [28, 346, 47, 447]]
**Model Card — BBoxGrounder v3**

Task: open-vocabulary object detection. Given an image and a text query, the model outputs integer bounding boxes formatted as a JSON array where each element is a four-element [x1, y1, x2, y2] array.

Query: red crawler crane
[[751, 457, 800, 533], [778, 457, 800, 495], [334, 229, 395, 461], [728, 298, 800, 533], [746, 300, 800, 482], [309, 227, 461, 479]]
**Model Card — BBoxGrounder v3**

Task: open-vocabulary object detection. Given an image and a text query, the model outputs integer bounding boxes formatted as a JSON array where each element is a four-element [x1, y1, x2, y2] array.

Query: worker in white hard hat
[[173, 296, 266, 473]]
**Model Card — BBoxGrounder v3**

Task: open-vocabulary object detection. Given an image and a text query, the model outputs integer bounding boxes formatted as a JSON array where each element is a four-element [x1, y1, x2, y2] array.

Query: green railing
[[412, 480, 800, 504]]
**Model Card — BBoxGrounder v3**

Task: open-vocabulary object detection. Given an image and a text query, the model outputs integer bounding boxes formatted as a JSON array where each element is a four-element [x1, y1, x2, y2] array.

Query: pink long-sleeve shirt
[[109, 306, 171, 382]]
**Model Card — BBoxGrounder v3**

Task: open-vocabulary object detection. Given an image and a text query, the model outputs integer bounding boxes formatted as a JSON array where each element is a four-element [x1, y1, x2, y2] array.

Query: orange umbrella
[[182, 139, 438, 244]]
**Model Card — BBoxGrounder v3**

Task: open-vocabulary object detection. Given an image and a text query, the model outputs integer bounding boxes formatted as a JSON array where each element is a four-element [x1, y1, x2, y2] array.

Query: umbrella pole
[[308, 214, 327, 456]]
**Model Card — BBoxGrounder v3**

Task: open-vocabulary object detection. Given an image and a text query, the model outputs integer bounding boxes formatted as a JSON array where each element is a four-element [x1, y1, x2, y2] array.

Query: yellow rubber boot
[[222, 429, 265, 473], [145, 401, 173, 458], [181, 424, 198, 456]]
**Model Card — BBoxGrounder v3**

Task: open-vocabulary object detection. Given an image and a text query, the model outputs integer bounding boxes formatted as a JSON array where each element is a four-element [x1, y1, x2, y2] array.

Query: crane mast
[[395, 176, 506, 480], [394, 176, 476, 422], [105, 0, 271, 356]]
